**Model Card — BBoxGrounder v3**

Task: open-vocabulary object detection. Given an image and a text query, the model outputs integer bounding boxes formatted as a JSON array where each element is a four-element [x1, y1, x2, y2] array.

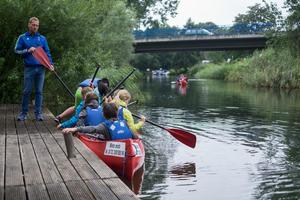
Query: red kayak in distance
[[78, 135, 145, 180], [177, 79, 188, 86], [176, 75, 188, 86]]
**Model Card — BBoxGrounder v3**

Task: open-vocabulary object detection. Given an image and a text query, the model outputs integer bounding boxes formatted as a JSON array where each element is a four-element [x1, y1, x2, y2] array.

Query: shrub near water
[[242, 48, 300, 88], [193, 48, 300, 89]]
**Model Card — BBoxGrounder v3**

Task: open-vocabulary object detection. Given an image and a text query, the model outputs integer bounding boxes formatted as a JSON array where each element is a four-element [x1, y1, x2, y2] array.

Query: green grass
[[190, 48, 300, 89]]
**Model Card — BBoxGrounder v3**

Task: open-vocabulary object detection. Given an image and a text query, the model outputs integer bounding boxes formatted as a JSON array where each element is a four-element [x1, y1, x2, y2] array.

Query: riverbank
[[189, 48, 300, 89]]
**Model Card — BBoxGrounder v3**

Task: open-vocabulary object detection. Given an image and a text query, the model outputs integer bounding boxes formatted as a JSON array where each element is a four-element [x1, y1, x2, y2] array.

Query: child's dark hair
[[101, 78, 109, 87], [102, 103, 118, 119], [98, 78, 109, 96]]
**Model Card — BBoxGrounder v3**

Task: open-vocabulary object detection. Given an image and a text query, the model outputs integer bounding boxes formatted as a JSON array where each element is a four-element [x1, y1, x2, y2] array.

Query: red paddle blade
[[32, 47, 54, 71], [166, 128, 197, 148]]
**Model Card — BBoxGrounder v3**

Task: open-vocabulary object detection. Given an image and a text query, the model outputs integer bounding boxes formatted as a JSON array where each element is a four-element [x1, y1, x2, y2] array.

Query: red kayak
[[177, 78, 188, 86], [78, 135, 145, 180]]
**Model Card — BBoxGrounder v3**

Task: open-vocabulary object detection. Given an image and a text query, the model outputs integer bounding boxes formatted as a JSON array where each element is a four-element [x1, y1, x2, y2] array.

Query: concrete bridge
[[133, 34, 267, 53]]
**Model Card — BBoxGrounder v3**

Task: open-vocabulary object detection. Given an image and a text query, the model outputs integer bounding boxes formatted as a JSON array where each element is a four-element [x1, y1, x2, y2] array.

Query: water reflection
[[138, 76, 300, 199], [169, 162, 196, 179], [122, 166, 145, 195], [176, 85, 187, 96]]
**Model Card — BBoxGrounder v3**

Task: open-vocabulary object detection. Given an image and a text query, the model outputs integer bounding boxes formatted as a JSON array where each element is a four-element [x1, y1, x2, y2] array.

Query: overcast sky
[[167, 0, 287, 27]]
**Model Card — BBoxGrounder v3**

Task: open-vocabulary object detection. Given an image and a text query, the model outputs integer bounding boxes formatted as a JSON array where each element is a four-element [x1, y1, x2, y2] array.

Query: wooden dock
[[0, 104, 139, 200]]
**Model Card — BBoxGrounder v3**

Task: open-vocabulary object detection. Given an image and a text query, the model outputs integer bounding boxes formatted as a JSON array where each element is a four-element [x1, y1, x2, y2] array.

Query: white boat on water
[[152, 68, 170, 76]]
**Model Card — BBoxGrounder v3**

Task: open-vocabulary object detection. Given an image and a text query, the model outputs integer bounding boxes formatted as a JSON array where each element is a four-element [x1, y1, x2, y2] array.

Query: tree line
[[0, 0, 179, 103]]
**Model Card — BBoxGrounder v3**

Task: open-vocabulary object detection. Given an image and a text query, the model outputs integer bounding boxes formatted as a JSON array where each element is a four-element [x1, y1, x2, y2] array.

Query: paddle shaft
[[100, 68, 136, 104], [132, 113, 166, 131], [128, 100, 138, 107], [90, 65, 100, 86], [53, 70, 75, 99]]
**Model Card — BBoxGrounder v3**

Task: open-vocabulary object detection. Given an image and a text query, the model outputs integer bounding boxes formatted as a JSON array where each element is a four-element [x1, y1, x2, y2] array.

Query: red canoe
[[78, 135, 145, 180]]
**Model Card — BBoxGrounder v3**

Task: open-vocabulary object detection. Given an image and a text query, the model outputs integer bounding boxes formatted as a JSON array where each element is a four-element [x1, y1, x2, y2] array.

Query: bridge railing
[[134, 23, 274, 39]]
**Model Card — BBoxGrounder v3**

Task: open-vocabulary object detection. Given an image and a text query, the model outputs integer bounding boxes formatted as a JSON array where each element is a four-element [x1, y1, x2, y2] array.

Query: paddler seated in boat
[[76, 92, 106, 126], [113, 89, 146, 136], [62, 102, 134, 140], [54, 78, 109, 123], [57, 87, 93, 129]]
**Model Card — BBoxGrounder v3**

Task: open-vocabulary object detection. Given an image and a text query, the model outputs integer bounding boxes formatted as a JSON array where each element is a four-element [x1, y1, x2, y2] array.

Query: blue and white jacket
[[14, 32, 52, 66]]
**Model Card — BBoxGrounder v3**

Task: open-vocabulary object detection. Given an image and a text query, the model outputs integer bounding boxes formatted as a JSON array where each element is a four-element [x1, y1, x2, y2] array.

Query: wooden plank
[[0, 105, 5, 200], [27, 184, 50, 200], [23, 116, 63, 184], [36, 132, 81, 182], [103, 178, 139, 200], [0, 135, 5, 185], [85, 179, 119, 200], [52, 133, 100, 180], [17, 133, 44, 185], [73, 137, 118, 179], [5, 104, 16, 135], [65, 180, 95, 200], [5, 186, 26, 200], [0, 104, 5, 135], [0, 186, 3, 200], [30, 137, 63, 184], [46, 183, 72, 200], [13, 105, 51, 200], [5, 135, 23, 186], [30, 112, 81, 182]]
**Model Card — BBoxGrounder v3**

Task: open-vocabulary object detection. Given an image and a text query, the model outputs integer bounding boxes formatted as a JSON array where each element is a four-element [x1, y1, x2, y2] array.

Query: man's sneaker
[[35, 113, 44, 121], [54, 115, 61, 124], [17, 113, 27, 121]]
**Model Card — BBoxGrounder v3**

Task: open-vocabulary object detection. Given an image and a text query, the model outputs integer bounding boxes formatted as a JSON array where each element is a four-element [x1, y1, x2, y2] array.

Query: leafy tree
[[0, 0, 135, 103], [183, 18, 197, 29], [126, 0, 179, 27], [232, 0, 283, 33], [285, 0, 300, 56]]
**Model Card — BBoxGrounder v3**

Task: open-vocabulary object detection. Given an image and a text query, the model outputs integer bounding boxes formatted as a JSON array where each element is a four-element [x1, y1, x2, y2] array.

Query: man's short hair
[[29, 17, 39, 24]]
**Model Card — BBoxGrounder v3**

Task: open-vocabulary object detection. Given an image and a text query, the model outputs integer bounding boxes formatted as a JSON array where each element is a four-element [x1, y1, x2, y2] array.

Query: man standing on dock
[[15, 17, 53, 121]]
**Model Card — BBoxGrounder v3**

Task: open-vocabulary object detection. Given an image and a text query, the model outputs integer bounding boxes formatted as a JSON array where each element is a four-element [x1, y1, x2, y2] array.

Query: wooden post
[[64, 134, 76, 158]]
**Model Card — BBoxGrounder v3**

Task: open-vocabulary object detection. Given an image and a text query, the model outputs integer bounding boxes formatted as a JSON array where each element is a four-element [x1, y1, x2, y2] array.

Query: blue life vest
[[104, 120, 133, 140], [85, 106, 106, 126], [117, 106, 125, 121], [79, 78, 100, 88]]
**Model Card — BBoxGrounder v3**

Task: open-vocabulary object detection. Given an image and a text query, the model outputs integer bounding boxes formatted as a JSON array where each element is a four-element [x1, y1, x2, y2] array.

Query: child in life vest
[[76, 93, 105, 127], [114, 89, 146, 135], [62, 102, 134, 140]]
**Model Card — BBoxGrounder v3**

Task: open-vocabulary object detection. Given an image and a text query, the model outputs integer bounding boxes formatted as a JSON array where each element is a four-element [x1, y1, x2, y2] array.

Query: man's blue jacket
[[14, 32, 52, 66]]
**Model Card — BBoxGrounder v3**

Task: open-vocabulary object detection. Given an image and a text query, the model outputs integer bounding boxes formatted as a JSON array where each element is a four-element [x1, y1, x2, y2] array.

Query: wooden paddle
[[32, 47, 75, 99], [132, 113, 196, 148]]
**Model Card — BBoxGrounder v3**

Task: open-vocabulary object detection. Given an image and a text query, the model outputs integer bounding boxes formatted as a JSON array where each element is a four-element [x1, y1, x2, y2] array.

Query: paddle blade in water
[[166, 128, 197, 148]]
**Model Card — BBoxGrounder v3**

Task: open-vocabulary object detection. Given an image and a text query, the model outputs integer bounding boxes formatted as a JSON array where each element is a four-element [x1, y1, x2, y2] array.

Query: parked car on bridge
[[184, 28, 213, 36]]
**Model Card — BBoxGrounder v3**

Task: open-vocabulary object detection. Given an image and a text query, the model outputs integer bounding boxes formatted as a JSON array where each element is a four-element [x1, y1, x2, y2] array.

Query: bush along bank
[[190, 48, 300, 89]]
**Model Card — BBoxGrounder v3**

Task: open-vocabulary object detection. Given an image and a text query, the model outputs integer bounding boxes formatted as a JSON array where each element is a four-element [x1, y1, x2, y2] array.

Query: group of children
[[57, 78, 146, 140]]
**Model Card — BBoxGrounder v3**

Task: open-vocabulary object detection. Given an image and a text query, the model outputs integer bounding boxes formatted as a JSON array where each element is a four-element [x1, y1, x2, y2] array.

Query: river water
[[132, 75, 300, 200]]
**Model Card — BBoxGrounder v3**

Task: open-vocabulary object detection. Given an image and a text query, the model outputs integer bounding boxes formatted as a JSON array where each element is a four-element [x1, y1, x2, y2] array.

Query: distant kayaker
[[113, 89, 146, 136], [57, 87, 93, 129], [62, 102, 134, 140], [55, 78, 109, 123], [76, 93, 106, 126]]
